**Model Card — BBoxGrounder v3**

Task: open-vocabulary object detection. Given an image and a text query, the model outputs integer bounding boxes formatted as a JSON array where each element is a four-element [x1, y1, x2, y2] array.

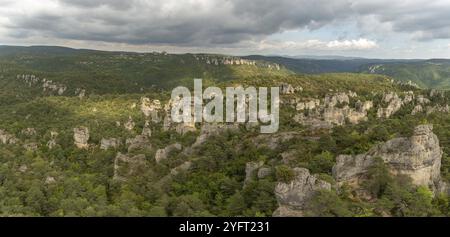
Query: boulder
[[124, 116, 135, 131], [273, 168, 331, 217], [0, 129, 18, 145], [73, 127, 89, 149], [333, 125, 445, 193]]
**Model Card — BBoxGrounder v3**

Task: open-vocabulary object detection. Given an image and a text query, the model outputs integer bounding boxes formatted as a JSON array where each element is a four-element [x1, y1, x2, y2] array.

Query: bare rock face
[[47, 131, 59, 149], [113, 153, 147, 181], [73, 127, 89, 149], [412, 105, 423, 115], [333, 125, 444, 193], [280, 83, 296, 95], [273, 168, 331, 217], [324, 93, 349, 108], [124, 116, 135, 131], [0, 129, 18, 145], [100, 138, 121, 150], [356, 100, 373, 113], [377, 93, 403, 118], [142, 120, 152, 137], [141, 98, 162, 122], [155, 143, 182, 163]]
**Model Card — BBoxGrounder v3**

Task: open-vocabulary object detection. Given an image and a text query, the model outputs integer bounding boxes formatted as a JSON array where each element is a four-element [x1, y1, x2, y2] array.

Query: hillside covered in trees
[[0, 46, 449, 217]]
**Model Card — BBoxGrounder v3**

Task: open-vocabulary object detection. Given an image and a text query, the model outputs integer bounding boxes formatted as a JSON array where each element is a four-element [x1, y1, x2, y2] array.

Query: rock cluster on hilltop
[[273, 168, 331, 217], [73, 127, 90, 149], [294, 91, 370, 129]]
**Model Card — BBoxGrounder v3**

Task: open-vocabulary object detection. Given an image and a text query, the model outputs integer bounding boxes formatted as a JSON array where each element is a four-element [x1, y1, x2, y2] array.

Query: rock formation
[[141, 97, 161, 122], [124, 116, 135, 131], [0, 129, 18, 145], [273, 168, 331, 217], [377, 92, 404, 118], [333, 125, 445, 193], [73, 127, 90, 149]]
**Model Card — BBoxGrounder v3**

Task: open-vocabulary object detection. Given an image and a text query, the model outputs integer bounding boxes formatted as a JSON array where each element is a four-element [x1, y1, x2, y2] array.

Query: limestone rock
[[377, 94, 403, 118], [280, 83, 296, 95], [333, 125, 444, 193], [124, 116, 135, 131], [412, 105, 423, 115], [141, 98, 162, 122], [273, 168, 331, 217], [73, 127, 89, 149], [324, 93, 349, 108], [23, 142, 38, 151], [0, 129, 18, 145]]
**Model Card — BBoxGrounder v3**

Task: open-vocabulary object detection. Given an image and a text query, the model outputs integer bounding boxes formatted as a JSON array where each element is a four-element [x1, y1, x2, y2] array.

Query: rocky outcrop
[[280, 83, 296, 95], [124, 116, 135, 131], [73, 127, 89, 149], [412, 105, 423, 115], [295, 92, 369, 129], [142, 121, 152, 137], [155, 143, 182, 163], [333, 125, 445, 193], [377, 92, 404, 118], [273, 168, 331, 217], [100, 138, 121, 150], [0, 129, 18, 145], [47, 131, 59, 149], [141, 98, 161, 122]]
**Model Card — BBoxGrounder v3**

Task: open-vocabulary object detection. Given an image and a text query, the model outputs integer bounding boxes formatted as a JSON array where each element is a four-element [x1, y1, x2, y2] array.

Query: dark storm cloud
[[2, 0, 450, 46]]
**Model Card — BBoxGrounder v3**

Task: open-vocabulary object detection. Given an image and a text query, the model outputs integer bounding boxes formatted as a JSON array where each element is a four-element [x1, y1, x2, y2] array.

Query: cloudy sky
[[1, 0, 450, 58]]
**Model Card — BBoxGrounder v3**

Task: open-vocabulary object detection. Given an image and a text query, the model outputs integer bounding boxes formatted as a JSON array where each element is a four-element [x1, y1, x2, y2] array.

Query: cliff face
[[273, 168, 331, 217], [333, 124, 445, 193]]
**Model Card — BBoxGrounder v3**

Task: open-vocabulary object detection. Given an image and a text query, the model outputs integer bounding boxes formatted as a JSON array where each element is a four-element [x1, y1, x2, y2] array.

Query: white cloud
[[257, 38, 378, 51]]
